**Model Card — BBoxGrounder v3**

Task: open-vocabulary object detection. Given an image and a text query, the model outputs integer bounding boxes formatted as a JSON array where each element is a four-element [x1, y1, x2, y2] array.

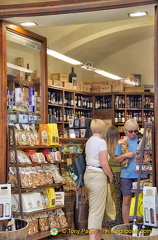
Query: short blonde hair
[[124, 118, 139, 131], [90, 119, 106, 134]]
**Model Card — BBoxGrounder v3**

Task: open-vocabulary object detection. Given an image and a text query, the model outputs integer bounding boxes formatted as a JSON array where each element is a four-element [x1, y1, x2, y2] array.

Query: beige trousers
[[84, 169, 107, 229]]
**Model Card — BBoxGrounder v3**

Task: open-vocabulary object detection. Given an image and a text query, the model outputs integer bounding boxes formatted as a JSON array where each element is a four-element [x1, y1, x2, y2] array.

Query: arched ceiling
[[4, 4, 154, 67]]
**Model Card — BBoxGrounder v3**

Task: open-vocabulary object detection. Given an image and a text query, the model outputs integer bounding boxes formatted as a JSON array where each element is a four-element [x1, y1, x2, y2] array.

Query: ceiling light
[[81, 63, 96, 71], [7, 63, 33, 73], [47, 48, 83, 65], [94, 69, 122, 80], [128, 11, 148, 17], [20, 22, 37, 27]]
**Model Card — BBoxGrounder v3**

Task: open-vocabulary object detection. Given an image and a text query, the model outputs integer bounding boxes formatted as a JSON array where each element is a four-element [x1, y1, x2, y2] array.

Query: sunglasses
[[127, 130, 138, 134]]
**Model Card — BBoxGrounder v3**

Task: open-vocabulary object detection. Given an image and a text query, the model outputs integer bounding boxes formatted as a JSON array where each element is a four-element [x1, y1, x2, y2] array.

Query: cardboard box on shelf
[[83, 86, 91, 92], [100, 85, 112, 92], [63, 82, 73, 89], [52, 79, 62, 87], [51, 73, 68, 82], [112, 80, 124, 92], [77, 80, 83, 91], [91, 80, 108, 86], [125, 87, 144, 92], [90, 86, 100, 93], [82, 80, 91, 86], [15, 57, 24, 67]]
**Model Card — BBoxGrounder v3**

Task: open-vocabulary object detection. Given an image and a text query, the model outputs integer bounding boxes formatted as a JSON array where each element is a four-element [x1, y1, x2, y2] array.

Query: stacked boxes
[[112, 80, 124, 92]]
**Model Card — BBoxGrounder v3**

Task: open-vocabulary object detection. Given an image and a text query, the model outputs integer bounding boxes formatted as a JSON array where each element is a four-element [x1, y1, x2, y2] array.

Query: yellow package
[[45, 187, 56, 208], [129, 193, 143, 217], [47, 123, 59, 145]]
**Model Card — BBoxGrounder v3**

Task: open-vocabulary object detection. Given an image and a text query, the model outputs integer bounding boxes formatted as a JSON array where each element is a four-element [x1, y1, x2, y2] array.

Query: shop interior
[[0, 2, 158, 239]]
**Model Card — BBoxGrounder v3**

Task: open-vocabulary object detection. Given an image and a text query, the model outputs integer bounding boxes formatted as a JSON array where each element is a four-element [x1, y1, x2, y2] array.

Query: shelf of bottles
[[48, 87, 93, 139], [94, 96, 112, 109], [114, 94, 154, 127], [48, 88, 63, 124]]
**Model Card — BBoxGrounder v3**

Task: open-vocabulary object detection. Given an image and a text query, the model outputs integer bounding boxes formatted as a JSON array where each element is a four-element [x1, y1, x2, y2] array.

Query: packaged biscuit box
[[38, 124, 49, 145], [47, 123, 59, 145]]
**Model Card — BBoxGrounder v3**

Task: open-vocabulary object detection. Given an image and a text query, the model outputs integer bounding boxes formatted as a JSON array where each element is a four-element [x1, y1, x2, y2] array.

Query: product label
[[72, 77, 77, 89]]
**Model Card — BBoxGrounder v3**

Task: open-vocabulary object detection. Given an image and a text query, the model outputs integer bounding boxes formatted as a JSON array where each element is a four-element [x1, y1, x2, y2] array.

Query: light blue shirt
[[115, 136, 146, 179]]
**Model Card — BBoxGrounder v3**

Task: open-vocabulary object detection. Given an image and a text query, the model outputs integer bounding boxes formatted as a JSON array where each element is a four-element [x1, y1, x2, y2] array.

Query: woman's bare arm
[[99, 150, 113, 184]]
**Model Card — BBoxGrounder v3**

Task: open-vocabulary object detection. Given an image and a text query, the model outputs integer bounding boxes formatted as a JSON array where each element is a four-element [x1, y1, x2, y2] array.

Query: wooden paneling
[[154, 5, 158, 188], [93, 109, 113, 121], [0, 0, 157, 18], [0, 21, 7, 184]]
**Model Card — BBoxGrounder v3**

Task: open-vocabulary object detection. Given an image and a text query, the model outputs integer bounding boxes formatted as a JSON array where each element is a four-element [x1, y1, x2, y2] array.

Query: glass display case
[[6, 30, 42, 125]]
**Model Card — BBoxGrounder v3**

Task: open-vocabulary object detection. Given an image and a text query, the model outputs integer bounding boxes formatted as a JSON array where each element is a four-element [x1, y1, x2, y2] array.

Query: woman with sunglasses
[[114, 118, 146, 224]]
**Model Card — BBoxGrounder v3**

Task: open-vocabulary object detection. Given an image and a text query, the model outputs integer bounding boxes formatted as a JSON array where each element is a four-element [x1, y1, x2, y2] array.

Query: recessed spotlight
[[128, 11, 148, 17], [20, 22, 37, 27]]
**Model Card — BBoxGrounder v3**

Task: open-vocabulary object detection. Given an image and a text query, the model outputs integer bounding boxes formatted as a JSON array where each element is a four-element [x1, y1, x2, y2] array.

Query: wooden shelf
[[9, 161, 63, 166], [48, 85, 91, 94], [22, 205, 67, 216], [12, 183, 64, 193], [75, 107, 92, 111], [59, 138, 88, 143], [11, 145, 60, 149]]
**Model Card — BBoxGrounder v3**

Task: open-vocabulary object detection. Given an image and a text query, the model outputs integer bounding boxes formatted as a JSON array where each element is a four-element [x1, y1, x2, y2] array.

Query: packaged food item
[[23, 216, 39, 236], [52, 151, 61, 162], [57, 209, 68, 228], [34, 152, 47, 163], [35, 166, 47, 186], [38, 213, 49, 231], [42, 165, 54, 185], [50, 165, 65, 184], [48, 211, 60, 229], [45, 187, 56, 208], [38, 124, 49, 145], [8, 167, 17, 188], [38, 148, 54, 163], [19, 167, 32, 188], [24, 149, 38, 163], [119, 138, 130, 167], [30, 124, 40, 145], [10, 150, 31, 164], [47, 123, 59, 145], [39, 190, 49, 208]]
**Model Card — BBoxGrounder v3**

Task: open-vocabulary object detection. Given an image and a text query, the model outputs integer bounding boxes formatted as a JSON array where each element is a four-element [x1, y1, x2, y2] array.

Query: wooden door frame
[[0, 0, 158, 186], [0, 21, 47, 184]]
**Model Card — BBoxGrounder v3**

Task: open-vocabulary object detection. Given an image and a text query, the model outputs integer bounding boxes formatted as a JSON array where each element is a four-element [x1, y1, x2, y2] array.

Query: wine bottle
[[132, 217, 138, 236], [69, 67, 77, 89]]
